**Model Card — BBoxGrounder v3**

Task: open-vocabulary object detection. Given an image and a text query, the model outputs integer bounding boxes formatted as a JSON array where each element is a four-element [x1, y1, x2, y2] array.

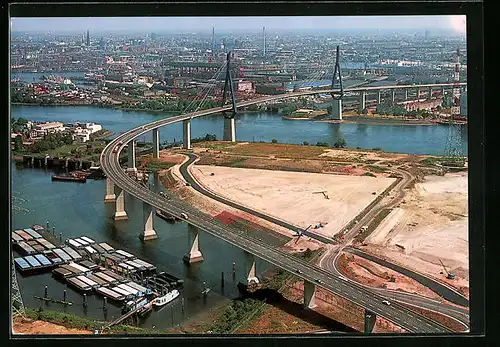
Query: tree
[[271, 139, 278, 143], [333, 138, 347, 148], [13, 135, 23, 152], [303, 141, 309, 146]]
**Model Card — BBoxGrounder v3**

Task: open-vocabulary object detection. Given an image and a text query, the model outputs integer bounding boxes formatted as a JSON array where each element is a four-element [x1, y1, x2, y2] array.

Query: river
[[11, 104, 467, 331]]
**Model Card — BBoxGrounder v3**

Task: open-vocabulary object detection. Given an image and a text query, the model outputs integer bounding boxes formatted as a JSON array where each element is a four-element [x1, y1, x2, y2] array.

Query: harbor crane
[[439, 259, 456, 280], [313, 191, 329, 199]]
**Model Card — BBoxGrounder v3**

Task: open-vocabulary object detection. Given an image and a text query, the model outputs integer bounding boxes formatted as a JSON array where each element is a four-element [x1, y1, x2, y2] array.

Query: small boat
[[153, 289, 180, 307]]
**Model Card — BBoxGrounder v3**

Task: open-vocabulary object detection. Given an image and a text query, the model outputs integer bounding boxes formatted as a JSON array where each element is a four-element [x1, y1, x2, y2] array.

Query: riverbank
[[13, 309, 159, 335], [320, 115, 438, 126]]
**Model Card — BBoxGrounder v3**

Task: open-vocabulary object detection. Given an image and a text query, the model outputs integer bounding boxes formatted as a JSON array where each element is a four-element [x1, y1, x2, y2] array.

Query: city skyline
[[11, 15, 466, 36]]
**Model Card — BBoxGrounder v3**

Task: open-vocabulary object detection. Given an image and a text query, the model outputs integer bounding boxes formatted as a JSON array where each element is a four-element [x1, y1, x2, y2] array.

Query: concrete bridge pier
[[330, 99, 342, 120], [104, 177, 116, 202], [44, 156, 48, 167], [183, 225, 204, 264], [364, 309, 377, 334], [127, 141, 137, 173], [391, 90, 396, 105], [441, 87, 446, 96], [303, 280, 317, 309], [377, 91, 382, 105], [417, 88, 422, 99], [113, 188, 128, 221], [428, 87, 433, 99], [183, 119, 191, 150], [358, 90, 366, 113], [404, 89, 409, 100], [223, 116, 236, 142], [152, 128, 160, 159], [247, 261, 259, 285], [141, 203, 158, 241]]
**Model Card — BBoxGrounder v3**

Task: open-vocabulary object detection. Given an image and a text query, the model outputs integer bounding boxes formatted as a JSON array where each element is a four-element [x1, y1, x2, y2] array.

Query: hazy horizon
[[10, 16, 467, 36]]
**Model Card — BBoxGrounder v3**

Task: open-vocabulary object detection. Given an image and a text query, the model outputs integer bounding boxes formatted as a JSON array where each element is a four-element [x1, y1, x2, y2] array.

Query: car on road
[[382, 300, 391, 306], [180, 213, 188, 219], [315, 279, 323, 284], [296, 269, 303, 274]]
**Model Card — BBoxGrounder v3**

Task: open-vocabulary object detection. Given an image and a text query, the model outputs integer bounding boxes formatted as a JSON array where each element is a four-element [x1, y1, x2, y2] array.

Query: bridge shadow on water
[[238, 284, 358, 333]]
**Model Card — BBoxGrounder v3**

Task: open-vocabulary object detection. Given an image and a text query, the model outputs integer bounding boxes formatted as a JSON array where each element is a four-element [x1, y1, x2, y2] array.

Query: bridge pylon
[[303, 280, 317, 309], [222, 52, 237, 142], [329, 46, 343, 120], [183, 224, 204, 264]]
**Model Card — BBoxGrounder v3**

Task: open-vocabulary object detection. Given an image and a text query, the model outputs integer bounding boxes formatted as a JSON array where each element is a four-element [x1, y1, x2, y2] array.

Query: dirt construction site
[[189, 165, 396, 239], [154, 142, 468, 332]]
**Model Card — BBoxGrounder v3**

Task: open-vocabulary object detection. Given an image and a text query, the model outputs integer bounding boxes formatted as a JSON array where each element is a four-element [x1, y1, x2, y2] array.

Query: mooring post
[[59, 232, 62, 242], [52, 226, 55, 235], [83, 293, 87, 307], [63, 289, 67, 302], [46, 221, 49, 231], [221, 272, 225, 288], [44, 285, 48, 298], [103, 297, 107, 311], [181, 298, 185, 314]]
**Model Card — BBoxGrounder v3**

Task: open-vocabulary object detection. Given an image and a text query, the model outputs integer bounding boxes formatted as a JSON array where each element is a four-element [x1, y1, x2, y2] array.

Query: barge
[[51, 175, 86, 183]]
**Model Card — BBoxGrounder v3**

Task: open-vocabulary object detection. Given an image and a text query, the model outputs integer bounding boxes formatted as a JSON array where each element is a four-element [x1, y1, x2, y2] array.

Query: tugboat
[[153, 289, 180, 308]]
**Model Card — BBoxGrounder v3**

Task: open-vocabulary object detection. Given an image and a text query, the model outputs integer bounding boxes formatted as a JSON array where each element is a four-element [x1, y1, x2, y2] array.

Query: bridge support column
[[391, 89, 396, 104], [127, 141, 137, 172], [223, 117, 236, 142], [183, 225, 204, 264], [152, 127, 160, 159], [247, 261, 259, 285], [113, 188, 128, 221], [417, 88, 422, 99], [358, 91, 366, 113], [428, 87, 433, 100], [441, 87, 446, 96], [141, 203, 157, 241], [404, 89, 408, 100], [330, 99, 342, 120], [364, 309, 377, 334], [377, 91, 382, 105], [183, 119, 191, 150], [303, 280, 317, 309], [104, 177, 116, 202]]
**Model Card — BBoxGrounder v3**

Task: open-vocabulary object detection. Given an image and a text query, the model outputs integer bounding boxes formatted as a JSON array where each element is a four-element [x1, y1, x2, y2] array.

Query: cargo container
[[99, 243, 114, 252], [96, 287, 125, 301], [67, 277, 91, 291]]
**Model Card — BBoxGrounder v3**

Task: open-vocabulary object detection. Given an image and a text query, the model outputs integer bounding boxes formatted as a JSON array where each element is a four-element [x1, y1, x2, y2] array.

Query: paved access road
[[180, 153, 335, 244], [101, 117, 454, 334]]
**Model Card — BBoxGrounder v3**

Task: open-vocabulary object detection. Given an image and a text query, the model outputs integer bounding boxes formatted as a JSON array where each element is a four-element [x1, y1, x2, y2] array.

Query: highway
[[100, 83, 465, 333], [180, 153, 335, 244]]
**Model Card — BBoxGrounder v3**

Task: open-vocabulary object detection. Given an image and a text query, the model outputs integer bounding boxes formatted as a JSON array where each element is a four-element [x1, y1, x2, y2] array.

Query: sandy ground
[[320, 148, 410, 163], [12, 318, 93, 335], [337, 253, 445, 301], [360, 171, 468, 291], [160, 161, 297, 240], [190, 165, 395, 238]]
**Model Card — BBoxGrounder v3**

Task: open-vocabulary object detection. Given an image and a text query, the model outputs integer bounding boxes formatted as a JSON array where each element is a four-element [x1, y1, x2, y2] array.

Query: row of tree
[[272, 138, 347, 148]]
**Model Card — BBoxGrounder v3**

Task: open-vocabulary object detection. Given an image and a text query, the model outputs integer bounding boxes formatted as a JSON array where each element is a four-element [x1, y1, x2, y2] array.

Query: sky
[[11, 16, 466, 35]]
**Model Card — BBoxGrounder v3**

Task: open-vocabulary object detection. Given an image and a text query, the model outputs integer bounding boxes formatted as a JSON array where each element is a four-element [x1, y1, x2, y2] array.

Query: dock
[[102, 300, 154, 331]]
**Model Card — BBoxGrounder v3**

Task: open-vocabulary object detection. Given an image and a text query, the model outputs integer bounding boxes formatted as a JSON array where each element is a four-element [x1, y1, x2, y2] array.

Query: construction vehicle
[[439, 259, 456, 279]]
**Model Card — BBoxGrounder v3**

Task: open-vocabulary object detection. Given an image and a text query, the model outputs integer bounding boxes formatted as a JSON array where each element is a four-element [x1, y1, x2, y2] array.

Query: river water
[[11, 104, 468, 331]]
